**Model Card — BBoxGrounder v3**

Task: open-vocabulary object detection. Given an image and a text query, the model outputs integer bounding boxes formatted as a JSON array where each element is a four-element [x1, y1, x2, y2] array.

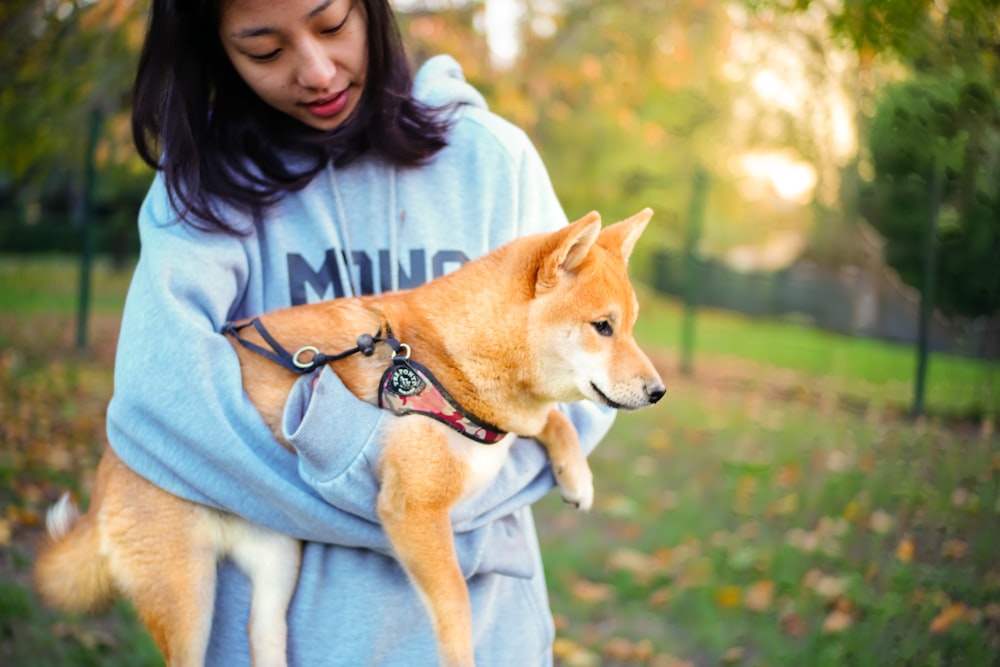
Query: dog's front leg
[[537, 409, 594, 511], [377, 421, 474, 667]]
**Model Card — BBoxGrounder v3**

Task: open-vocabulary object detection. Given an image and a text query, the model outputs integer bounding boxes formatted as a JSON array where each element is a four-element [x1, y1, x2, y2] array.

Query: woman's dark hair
[[132, 0, 451, 233]]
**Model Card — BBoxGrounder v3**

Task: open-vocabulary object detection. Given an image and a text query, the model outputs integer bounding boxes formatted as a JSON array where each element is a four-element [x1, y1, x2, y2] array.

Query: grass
[[632, 284, 999, 421], [1, 256, 998, 666], [538, 379, 999, 666]]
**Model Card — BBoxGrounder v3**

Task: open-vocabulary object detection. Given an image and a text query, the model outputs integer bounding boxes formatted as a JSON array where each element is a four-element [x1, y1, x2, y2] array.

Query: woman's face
[[218, 0, 368, 131]]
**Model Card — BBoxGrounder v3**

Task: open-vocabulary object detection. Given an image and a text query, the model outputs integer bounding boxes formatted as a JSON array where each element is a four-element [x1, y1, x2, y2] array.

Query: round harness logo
[[390, 365, 425, 397]]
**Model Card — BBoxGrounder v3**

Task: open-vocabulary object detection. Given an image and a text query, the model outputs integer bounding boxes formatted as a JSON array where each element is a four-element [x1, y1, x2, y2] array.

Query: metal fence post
[[912, 158, 944, 418], [681, 167, 709, 376], [76, 107, 102, 353]]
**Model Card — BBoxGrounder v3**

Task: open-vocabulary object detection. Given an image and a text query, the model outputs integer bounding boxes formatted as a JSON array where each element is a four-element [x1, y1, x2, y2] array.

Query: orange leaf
[[569, 577, 613, 603], [744, 580, 775, 612], [822, 609, 854, 634], [929, 603, 967, 634], [896, 537, 915, 563]]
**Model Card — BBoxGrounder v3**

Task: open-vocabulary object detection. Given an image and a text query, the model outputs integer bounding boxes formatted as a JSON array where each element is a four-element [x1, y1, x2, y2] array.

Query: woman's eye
[[248, 49, 280, 62], [322, 7, 353, 35], [591, 320, 613, 337]]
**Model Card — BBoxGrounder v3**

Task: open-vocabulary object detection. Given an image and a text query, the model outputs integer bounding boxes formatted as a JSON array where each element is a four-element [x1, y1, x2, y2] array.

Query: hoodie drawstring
[[328, 165, 357, 297], [388, 168, 399, 292]]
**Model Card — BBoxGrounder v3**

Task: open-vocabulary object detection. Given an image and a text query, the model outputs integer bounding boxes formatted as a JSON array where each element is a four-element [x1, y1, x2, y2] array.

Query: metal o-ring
[[293, 346, 320, 369]]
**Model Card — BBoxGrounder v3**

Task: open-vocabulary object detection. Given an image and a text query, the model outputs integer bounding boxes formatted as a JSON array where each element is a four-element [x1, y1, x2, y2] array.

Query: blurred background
[[1, 1, 999, 666]]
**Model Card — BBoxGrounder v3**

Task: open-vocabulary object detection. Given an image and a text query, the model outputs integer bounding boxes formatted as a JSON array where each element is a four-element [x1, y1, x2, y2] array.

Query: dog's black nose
[[646, 383, 666, 404]]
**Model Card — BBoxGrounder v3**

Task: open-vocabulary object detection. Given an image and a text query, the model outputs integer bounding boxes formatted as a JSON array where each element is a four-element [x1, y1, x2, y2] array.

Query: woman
[[109, 0, 615, 664]]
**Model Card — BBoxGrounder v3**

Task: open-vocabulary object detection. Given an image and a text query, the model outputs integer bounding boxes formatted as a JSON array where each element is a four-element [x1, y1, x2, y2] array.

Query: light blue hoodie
[[106, 56, 615, 666]]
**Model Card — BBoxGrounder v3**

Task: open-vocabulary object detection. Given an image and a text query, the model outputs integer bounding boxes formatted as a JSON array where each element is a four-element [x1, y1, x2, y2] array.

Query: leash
[[222, 318, 403, 375], [222, 318, 507, 445]]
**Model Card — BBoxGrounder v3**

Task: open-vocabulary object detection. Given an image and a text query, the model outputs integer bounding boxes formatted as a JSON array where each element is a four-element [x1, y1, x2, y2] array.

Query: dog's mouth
[[590, 382, 630, 410]]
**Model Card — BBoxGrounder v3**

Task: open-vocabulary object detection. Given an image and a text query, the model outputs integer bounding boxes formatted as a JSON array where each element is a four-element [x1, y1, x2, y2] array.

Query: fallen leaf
[[767, 493, 799, 516], [602, 637, 654, 663], [715, 586, 742, 608], [607, 548, 657, 584], [601, 637, 634, 662], [814, 574, 849, 600], [648, 587, 671, 609], [553, 638, 599, 667], [941, 539, 969, 560], [930, 603, 967, 634], [780, 612, 809, 637], [868, 508, 895, 534], [774, 463, 800, 488], [825, 449, 851, 472], [896, 536, 915, 563], [650, 655, 696, 667], [569, 577, 614, 603], [744, 580, 775, 612], [822, 608, 853, 634], [0, 518, 11, 546]]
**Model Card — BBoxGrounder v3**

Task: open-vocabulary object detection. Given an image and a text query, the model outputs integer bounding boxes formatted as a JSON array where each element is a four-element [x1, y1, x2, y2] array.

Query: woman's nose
[[295, 41, 336, 91]]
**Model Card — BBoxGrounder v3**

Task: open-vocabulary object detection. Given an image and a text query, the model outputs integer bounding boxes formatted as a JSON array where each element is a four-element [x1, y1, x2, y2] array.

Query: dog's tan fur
[[34, 209, 664, 667]]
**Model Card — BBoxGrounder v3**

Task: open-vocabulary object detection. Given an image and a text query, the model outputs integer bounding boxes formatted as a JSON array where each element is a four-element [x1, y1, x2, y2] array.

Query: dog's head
[[529, 208, 665, 410]]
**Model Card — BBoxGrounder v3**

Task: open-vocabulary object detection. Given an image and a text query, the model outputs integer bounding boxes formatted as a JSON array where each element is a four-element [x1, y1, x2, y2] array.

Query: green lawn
[[1, 257, 997, 666], [633, 284, 998, 420], [539, 376, 999, 666]]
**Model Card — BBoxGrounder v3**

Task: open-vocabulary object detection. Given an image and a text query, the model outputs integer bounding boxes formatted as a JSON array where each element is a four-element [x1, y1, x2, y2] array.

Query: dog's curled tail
[[34, 493, 115, 612]]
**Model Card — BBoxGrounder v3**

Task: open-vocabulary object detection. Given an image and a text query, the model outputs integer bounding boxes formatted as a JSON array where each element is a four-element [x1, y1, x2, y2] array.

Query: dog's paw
[[553, 463, 594, 512]]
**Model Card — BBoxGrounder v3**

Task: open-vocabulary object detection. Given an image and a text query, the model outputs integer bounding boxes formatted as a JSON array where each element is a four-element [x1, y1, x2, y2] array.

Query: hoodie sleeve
[[106, 176, 393, 553]]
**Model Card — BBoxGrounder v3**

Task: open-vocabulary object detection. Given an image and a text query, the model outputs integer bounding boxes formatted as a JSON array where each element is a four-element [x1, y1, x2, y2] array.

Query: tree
[[864, 76, 999, 319], [0, 0, 149, 215]]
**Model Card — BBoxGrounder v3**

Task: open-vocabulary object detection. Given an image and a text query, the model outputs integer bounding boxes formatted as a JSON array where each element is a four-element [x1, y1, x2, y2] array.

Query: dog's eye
[[591, 320, 613, 337]]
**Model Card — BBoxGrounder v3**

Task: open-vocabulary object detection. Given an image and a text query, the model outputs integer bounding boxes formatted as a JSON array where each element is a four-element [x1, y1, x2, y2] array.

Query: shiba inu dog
[[34, 209, 665, 667]]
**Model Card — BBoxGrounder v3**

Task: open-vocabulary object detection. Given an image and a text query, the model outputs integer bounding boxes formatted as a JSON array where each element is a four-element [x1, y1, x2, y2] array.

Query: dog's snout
[[646, 382, 666, 404]]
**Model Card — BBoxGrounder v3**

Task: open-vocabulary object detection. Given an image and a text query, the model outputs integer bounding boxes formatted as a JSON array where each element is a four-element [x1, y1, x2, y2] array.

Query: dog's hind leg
[[228, 521, 301, 667], [112, 514, 219, 667], [536, 408, 594, 511]]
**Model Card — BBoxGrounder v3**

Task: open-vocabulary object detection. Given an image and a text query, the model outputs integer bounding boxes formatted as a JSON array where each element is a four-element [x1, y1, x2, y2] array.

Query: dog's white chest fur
[[450, 431, 516, 499]]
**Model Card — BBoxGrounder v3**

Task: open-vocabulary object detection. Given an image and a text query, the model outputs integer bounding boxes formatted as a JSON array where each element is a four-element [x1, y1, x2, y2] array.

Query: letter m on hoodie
[[287, 250, 345, 305]]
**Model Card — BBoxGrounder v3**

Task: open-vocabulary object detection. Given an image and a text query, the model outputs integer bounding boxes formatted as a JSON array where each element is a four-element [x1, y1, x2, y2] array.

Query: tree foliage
[[0, 0, 149, 208], [864, 75, 1000, 318]]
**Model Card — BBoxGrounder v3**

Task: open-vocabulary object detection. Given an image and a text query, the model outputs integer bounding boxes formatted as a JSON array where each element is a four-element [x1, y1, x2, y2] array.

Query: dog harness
[[223, 319, 508, 445]]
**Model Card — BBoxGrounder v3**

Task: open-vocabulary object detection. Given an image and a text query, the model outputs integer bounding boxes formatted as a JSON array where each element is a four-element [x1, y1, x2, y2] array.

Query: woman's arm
[[106, 176, 392, 552]]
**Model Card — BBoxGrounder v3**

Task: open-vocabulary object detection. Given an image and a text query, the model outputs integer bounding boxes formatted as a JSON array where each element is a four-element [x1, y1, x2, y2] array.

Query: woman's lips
[[304, 89, 349, 118]]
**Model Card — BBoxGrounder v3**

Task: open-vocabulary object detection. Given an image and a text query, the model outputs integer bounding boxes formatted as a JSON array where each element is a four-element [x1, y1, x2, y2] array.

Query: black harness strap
[[222, 318, 398, 374], [223, 318, 508, 444]]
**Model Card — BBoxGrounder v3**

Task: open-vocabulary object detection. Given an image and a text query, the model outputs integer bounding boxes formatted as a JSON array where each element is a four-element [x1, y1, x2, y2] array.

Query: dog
[[34, 209, 665, 667]]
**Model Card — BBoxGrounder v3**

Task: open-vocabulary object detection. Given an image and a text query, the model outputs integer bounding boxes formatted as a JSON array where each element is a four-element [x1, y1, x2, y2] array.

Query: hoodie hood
[[412, 55, 489, 110]]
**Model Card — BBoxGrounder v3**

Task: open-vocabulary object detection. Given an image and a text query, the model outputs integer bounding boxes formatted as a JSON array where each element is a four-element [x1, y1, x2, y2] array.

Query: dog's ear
[[536, 211, 602, 291], [598, 208, 653, 262]]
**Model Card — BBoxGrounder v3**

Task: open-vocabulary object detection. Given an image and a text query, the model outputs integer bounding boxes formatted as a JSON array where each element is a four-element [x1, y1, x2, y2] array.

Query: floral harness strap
[[222, 319, 508, 445]]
